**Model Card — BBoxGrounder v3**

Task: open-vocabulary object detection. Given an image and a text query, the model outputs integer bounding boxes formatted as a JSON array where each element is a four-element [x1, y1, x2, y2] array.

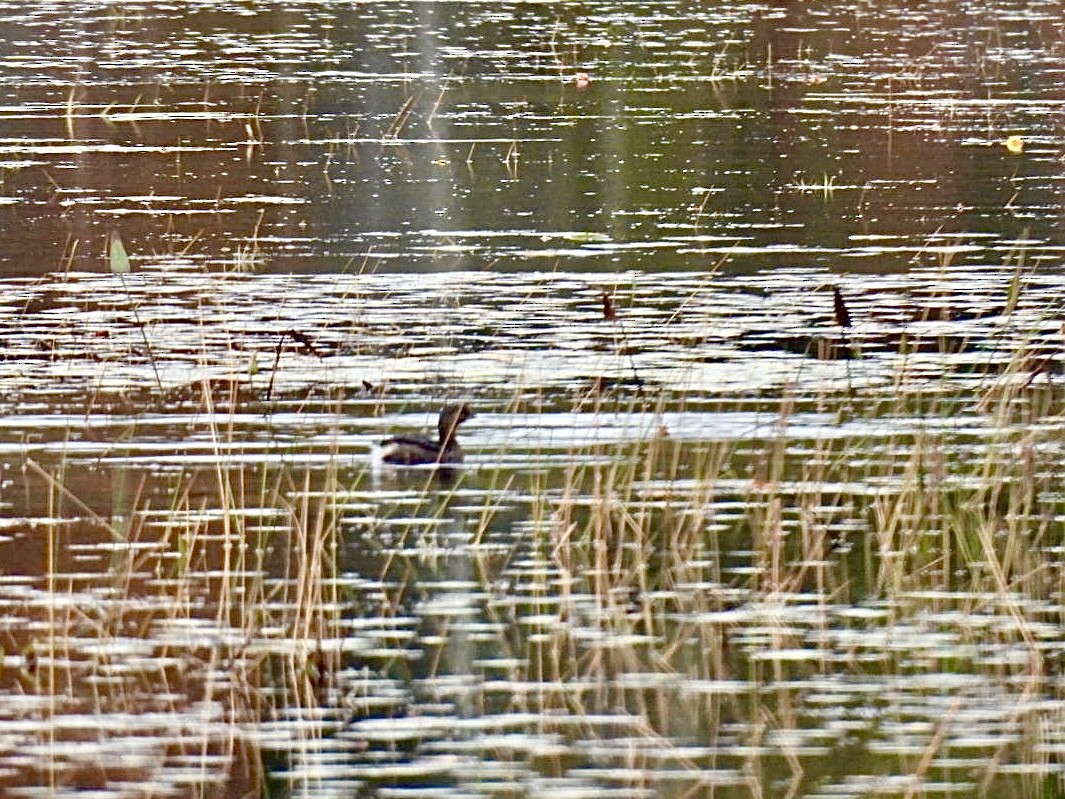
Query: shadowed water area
[[2, 2, 1065, 798]]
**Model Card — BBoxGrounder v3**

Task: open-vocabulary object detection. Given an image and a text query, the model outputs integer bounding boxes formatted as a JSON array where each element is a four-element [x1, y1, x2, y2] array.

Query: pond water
[[1, 2, 1065, 798]]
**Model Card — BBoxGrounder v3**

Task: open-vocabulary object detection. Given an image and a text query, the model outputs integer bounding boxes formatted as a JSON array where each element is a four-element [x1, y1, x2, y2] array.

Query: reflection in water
[[1, 1, 1065, 797], [0, 2, 1061, 276]]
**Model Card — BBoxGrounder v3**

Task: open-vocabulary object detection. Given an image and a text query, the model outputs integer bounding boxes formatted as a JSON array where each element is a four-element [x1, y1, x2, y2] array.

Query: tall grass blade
[[1001, 228, 1029, 318]]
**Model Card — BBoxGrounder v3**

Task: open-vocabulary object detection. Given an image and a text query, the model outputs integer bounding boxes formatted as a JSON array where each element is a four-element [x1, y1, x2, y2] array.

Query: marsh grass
[[330, 362, 1058, 794], [6, 275, 1065, 797]]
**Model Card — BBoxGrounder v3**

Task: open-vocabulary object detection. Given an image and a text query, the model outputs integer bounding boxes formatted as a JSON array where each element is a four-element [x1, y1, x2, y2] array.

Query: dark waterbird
[[379, 404, 474, 466]]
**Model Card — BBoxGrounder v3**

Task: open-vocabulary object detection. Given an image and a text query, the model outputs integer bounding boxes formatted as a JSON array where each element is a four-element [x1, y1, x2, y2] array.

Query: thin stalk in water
[[109, 230, 163, 393]]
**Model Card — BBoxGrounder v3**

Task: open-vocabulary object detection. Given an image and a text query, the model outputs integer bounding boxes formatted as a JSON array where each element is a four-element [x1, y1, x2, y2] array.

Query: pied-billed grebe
[[379, 404, 473, 465]]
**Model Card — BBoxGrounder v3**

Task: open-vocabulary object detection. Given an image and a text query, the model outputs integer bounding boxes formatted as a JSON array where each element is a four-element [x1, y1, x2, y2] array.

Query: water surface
[[1, 3, 1065, 798]]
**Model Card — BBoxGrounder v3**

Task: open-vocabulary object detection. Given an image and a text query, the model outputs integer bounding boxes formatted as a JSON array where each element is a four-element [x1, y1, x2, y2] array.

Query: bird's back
[[380, 434, 445, 465]]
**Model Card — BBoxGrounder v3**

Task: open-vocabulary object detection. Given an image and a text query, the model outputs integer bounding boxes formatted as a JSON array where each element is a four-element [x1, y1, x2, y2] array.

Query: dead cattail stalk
[[833, 286, 851, 328]]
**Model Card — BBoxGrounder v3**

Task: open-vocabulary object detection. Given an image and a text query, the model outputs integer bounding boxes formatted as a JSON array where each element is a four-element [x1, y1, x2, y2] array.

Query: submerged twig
[[266, 329, 324, 401]]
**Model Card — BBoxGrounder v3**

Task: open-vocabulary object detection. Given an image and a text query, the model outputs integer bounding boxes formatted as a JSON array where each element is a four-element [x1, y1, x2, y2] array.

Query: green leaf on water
[[109, 229, 131, 274], [559, 231, 611, 243]]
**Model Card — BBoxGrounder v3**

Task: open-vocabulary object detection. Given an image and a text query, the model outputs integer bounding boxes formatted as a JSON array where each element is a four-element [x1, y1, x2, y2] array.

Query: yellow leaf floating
[[1004, 135, 1024, 155]]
